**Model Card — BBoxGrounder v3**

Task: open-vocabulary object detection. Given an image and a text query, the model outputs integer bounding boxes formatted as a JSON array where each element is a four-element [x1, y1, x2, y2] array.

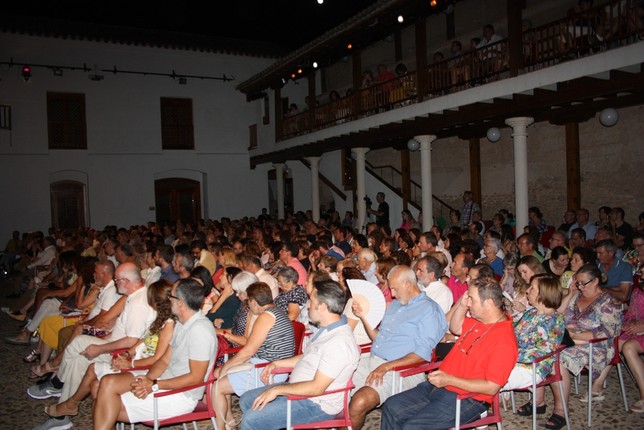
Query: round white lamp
[[599, 108, 619, 127], [407, 138, 420, 151], [486, 127, 501, 142]]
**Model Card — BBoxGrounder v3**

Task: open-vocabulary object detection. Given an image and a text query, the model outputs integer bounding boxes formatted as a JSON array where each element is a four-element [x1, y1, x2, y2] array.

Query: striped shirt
[[255, 307, 295, 362]]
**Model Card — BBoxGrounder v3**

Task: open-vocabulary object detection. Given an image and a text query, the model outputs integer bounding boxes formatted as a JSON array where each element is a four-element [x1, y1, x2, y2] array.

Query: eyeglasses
[[575, 278, 594, 287], [168, 294, 180, 301], [115, 278, 129, 283]]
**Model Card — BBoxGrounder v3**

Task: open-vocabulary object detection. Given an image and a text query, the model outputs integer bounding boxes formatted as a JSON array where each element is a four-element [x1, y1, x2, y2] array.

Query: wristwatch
[[151, 379, 160, 392]]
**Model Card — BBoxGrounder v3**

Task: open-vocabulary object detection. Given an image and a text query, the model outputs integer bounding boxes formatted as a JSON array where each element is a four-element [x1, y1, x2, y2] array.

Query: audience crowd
[[1, 194, 643, 430]]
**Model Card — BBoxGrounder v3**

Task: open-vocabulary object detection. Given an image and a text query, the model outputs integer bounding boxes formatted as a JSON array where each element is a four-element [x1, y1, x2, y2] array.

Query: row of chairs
[[117, 327, 638, 430]]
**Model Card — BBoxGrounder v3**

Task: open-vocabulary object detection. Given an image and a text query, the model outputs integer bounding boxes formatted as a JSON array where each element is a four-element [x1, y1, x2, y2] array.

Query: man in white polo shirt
[[239, 279, 359, 430]]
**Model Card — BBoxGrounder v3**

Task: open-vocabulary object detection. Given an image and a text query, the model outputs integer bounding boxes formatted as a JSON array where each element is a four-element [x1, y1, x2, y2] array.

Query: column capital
[[351, 147, 370, 158], [414, 134, 437, 151], [304, 156, 321, 165], [413, 135, 437, 145], [505, 117, 534, 128]]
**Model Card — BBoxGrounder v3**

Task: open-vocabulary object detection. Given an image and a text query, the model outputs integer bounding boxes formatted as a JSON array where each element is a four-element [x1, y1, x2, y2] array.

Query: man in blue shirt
[[348, 265, 447, 429], [596, 239, 632, 302]]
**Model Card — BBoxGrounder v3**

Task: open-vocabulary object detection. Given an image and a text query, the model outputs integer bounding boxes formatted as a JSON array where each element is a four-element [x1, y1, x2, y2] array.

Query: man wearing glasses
[[93, 277, 216, 429], [596, 239, 633, 302], [381, 277, 517, 429], [30, 262, 156, 430]]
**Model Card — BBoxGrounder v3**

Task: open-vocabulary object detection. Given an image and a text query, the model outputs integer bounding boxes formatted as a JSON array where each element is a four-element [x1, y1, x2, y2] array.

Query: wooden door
[[154, 178, 201, 226]]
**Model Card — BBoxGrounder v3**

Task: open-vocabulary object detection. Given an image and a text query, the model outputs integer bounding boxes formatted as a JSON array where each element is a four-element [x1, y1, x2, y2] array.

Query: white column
[[274, 163, 285, 220], [305, 156, 321, 223], [352, 147, 369, 233], [505, 117, 534, 232], [415, 135, 437, 230]]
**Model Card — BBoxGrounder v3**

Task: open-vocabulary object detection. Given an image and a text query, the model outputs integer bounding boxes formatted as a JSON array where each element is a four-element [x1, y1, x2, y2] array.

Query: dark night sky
[[6, 0, 379, 49]]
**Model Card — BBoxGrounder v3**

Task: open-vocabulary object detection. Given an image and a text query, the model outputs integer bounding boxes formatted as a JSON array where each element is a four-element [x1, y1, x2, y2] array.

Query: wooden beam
[[415, 16, 428, 103], [469, 138, 482, 208], [507, 0, 523, 76], [401, 148, 411, 210], [565, 122, 581, 211]]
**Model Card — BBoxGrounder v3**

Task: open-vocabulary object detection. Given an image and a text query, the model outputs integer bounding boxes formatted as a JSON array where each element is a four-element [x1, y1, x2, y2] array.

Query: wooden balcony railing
[[276, 0, 641, 141]]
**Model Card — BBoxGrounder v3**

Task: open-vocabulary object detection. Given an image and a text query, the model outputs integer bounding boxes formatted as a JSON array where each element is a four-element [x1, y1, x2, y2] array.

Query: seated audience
[[380, 277, 518, 429]]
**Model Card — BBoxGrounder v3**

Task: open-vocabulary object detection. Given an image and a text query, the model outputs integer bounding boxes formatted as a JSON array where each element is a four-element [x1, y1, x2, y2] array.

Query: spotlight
[[21, 65, 32, 82], [312, 61, 318, 68], [317, 0, 324, 4], [291, 73, 296, 79], [599, 108, 619, 127], [486, 127, 501, 142], [346, 43, 352, 50], [397, 15, 404, 23], [430, 0, 438, 7], [297, 68, 303, 74]]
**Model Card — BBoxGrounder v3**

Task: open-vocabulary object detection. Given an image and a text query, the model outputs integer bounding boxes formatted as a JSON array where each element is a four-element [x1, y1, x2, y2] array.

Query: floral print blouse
[[513, 308, 565, 379]]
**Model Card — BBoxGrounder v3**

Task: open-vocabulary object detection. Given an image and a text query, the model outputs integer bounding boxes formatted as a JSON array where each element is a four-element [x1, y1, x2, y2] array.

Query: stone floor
[[1, 273, 642, 429]]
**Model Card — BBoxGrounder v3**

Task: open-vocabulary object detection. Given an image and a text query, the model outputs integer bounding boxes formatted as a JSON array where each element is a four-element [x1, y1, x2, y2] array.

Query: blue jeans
[[381, 381, 488, 430], [239, 383, 336, 430]]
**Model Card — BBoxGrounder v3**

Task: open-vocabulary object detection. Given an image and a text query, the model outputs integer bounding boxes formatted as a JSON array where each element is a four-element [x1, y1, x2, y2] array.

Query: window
[[47, 92, 87, 149], [161, 97, 194, 149]]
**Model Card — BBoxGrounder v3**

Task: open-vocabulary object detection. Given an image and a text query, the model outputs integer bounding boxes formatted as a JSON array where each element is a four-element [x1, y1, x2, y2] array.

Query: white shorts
[[121, 390, 197, 423], [351, 355, 425, 406], [501, 366, 543, 391]]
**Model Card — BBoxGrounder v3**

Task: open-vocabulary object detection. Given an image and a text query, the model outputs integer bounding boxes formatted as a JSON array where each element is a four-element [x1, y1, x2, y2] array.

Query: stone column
[[274, 163, 285, 220], [415, 135, 437, 230], [305, 156, 321, 223], [505, 117, 534, 232], [352, 147, 369, 233]]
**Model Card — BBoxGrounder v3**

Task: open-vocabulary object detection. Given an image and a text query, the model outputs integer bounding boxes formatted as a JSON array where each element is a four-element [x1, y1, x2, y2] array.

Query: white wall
[[0, 32, 276, 240]]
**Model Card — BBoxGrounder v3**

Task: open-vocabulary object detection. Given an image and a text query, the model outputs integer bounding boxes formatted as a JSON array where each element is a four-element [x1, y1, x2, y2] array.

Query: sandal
[[23, 349, 41, 363], [579, 390, 605, 402], [45, 401, 80, 417], [516, 401, 546, 416], [545, 413, 567, 430], [631, 399, 644, 413], [30, 362, 58, 378]]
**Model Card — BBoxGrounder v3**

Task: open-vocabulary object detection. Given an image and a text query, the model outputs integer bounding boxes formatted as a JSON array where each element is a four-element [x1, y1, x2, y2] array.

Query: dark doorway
[[154, 178, 201, 226], [50, 180, 86, 229]]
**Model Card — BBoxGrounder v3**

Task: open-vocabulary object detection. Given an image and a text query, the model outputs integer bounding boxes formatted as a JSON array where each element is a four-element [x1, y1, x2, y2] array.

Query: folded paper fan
[[347, 279, 387, 329]]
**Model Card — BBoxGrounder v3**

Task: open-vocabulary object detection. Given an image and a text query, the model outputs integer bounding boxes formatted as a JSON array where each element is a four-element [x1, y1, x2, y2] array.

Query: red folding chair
[[398, 361, 504, 430], [267, 366, 354, 430], [507, 345, 570, 430]]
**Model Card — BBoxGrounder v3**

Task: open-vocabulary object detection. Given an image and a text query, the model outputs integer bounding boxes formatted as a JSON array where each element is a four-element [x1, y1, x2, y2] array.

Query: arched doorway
[[154, 178, 201, 226], [50, 180, 87, 229]]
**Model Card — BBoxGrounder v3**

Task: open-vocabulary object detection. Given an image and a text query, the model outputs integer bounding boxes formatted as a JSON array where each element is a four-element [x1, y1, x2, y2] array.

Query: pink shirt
[[447, 276, 468, 303], [288, 257, 308, 287]]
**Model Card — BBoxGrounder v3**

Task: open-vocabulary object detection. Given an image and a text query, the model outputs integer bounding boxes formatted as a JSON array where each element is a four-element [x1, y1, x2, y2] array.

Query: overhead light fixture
[[346, 43, 353, 50], [291, 73, 296, 79], [281, 77, 287, 85], [397, 15, 404, 23], [297, 68, 303, 74], [487, 127, 501, 142], [599, 108, 619, 127], [21, 65, 32, 82], [312, 61, 318, 69], [407, 138, 420, 151], [317, 0, 324, 4], [430, 0, 438, 7]]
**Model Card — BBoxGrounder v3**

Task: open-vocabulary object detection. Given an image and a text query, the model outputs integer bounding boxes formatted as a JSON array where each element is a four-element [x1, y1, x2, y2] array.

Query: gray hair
[[485, 238, 501, 253], [358, 248, 378, 263], [278, 266, 299, 284], [388, 265, 417, 286], [231, 271, 259, 294], [595, 239, 618, 254]]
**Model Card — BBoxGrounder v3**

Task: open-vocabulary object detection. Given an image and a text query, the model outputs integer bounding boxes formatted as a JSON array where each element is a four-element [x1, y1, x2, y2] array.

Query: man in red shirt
[[381, 277, 517, 429]]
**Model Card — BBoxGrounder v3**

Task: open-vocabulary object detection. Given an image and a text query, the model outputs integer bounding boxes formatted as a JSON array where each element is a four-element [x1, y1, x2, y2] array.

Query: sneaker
[[8, 310, 26, 321], [31, 416, 73, 430], [27, 380, 62, 400]]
